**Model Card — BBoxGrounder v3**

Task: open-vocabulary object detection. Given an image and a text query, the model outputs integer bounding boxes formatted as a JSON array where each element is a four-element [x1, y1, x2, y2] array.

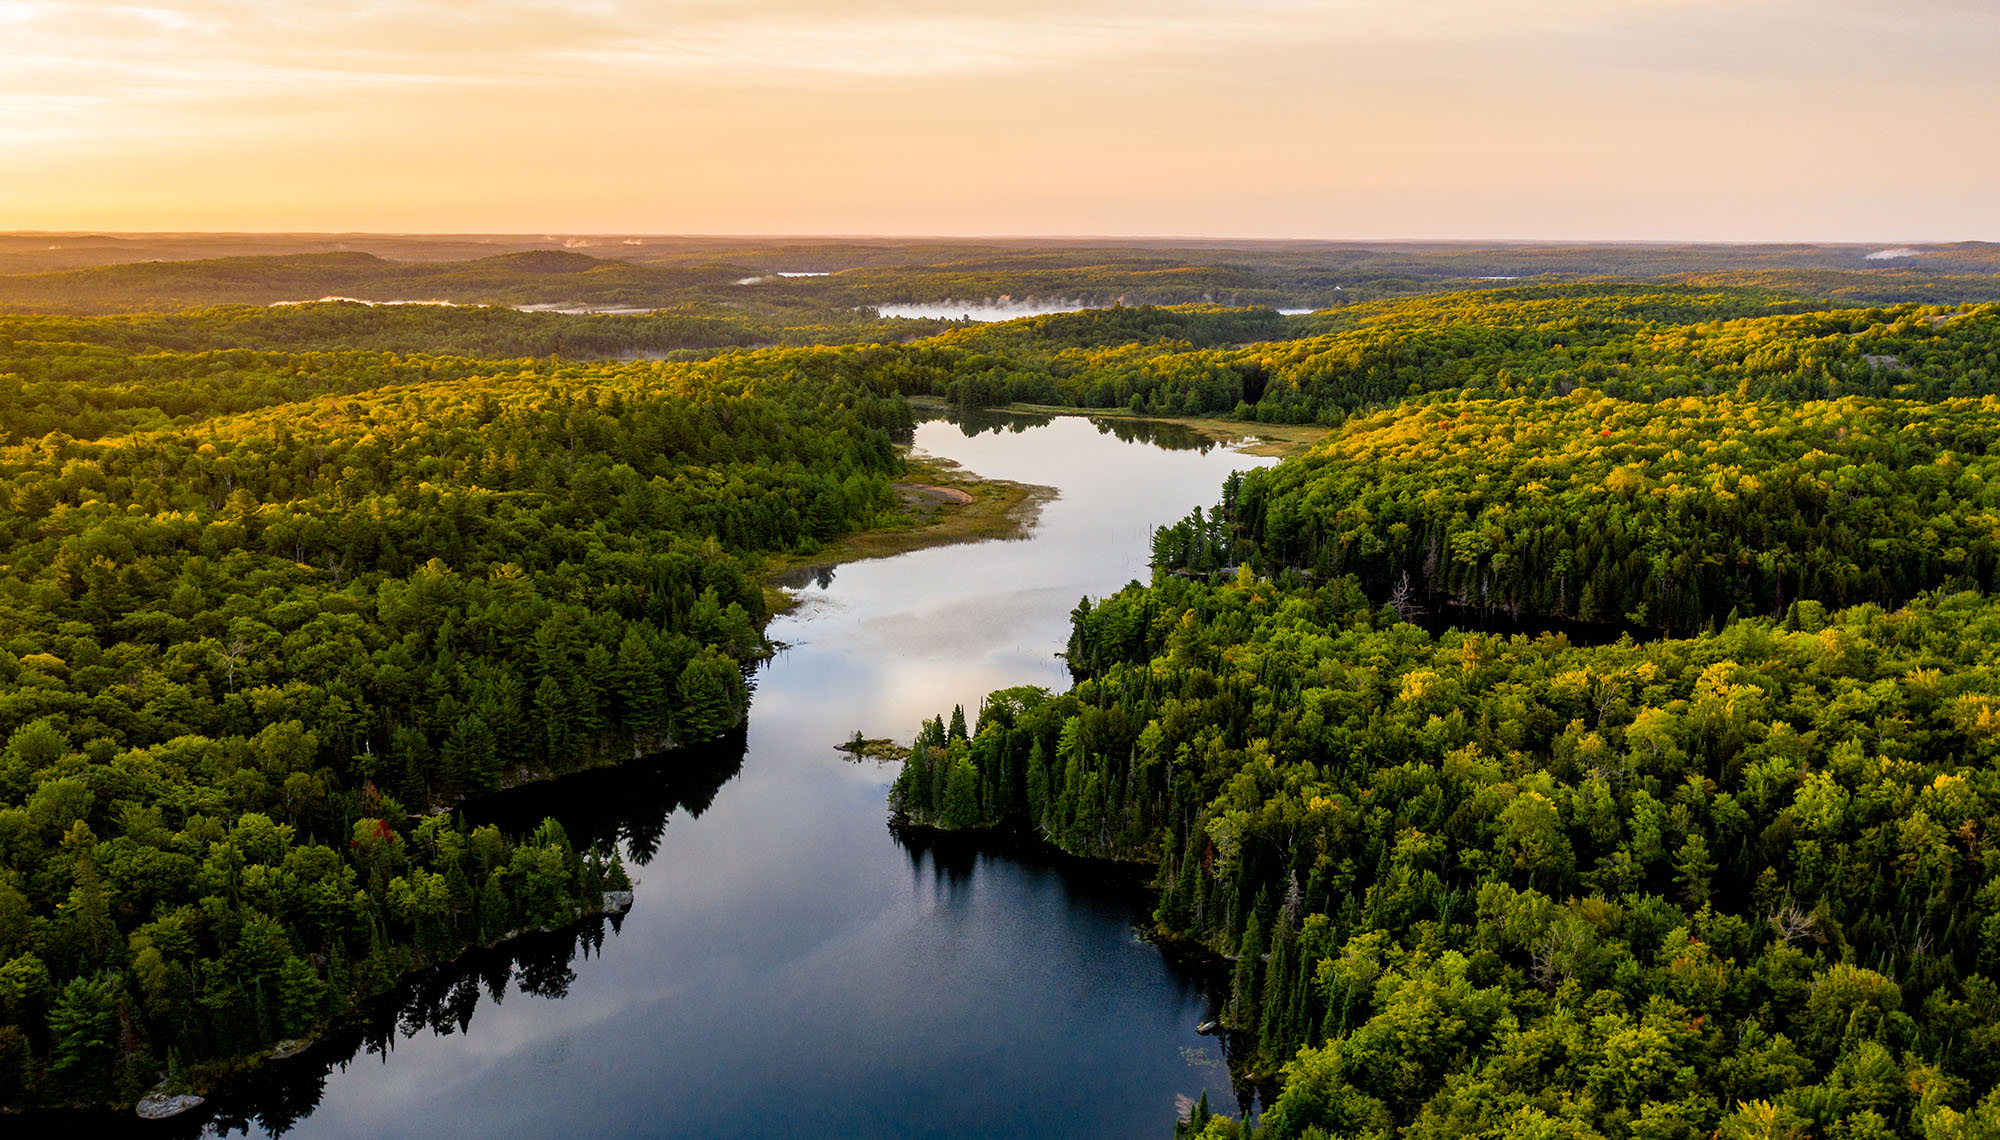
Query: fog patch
[[736, 271, 831, 284], [268, 296, 456, 307], [515, 303, 664, 315], [875, 297, 1093, 322], [1866, 247, 1922, 261]]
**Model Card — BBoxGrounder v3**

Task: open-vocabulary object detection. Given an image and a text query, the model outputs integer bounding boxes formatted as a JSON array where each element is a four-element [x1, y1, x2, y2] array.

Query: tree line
[[904, 573, 2000, 1139], [889, 286, 2000, 1140], [0, 324, 926, 1106], [1149, 392, 2000, 632]]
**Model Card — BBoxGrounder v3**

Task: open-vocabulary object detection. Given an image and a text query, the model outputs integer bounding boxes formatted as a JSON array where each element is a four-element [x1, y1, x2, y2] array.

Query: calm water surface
[[201, 413, 1273, 1139]]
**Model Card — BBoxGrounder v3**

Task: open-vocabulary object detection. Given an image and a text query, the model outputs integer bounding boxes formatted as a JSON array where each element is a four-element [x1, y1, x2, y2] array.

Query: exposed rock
[[136, 1092, 205, 1120], [270, 1038, 314, 1061], [602, 890, 634, 914]]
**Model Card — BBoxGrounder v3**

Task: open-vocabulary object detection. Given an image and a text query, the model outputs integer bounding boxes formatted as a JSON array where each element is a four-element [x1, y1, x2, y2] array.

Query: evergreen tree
[[1025, 739, 1052, 830], [941, 756, 982, 830]]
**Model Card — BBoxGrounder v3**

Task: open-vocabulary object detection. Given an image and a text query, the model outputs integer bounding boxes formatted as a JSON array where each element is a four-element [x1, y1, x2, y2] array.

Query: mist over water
[[267, 296, 458, 307], [514, 302, 665, 315], [876, 299, 1093, 321]]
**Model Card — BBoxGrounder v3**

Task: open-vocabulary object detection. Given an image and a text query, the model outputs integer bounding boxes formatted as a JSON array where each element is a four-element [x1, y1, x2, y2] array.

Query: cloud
[[5, 1, 1986, 104], [0, 0, 1993, 237], [0, 0, 1837, 93]]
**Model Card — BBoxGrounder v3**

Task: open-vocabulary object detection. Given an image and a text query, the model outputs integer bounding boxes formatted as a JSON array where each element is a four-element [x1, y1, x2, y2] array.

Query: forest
[[6, 236, 2000, 317], [0, 316, 924, 1106], [8, 261, 2000, 1132], [884, 287, 2000, 1139], [900, 576, 2000, 1139]]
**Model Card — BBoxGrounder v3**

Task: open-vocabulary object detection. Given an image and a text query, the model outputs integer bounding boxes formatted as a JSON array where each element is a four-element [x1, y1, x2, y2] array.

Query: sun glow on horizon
[[1, 0, 1995, 240]]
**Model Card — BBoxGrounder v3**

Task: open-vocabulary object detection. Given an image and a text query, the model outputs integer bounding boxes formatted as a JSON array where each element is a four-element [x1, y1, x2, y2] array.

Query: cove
[[176, 412, 1276, 1139]]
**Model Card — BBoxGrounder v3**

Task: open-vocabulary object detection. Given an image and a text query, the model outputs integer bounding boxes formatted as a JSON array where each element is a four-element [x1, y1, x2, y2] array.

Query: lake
[[181, 412, 1275, 1139]]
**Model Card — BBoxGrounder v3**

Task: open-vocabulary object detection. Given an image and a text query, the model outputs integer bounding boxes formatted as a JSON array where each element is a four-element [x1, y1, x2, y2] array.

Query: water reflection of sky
[[219, 414, 1274, 1140]]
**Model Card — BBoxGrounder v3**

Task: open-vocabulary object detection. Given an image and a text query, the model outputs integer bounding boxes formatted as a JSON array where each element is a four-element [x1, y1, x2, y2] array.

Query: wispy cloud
[[1, 0, 1847, 94], [0, 0, 1993, 237]]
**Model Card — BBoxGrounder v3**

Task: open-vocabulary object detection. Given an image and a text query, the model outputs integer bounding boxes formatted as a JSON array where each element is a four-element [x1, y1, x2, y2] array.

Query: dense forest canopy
[[8, 259, 2000, 1130], [882, 283, 2000, 1139], [906, 576, 2000, 1139], [0, 322, 927, 1106]]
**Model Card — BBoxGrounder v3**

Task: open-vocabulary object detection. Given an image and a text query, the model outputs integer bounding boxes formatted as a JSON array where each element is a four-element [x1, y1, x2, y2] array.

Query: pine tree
[[1164, 835, 1200, 930], [1072, 772, 1106, 853], [1026, 739, 1051, 829], [674, 648, 739, 744], [1258, 918, 1298, 1057], [895, 742, 933, 819], [1153, 846, 1180, 928], [942, 756, 981, 829], [1229, 889, 1272, 1030]]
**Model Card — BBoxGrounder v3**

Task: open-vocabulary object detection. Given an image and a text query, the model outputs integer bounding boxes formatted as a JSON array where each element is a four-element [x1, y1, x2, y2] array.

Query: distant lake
[[177, 411, 1275, 1140]]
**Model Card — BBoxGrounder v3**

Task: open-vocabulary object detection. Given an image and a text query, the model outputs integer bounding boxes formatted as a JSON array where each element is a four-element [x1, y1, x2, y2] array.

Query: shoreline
[[760, 398, 1320, 615], [77, 446, 1058, 1116], [762, 449, 1057, 614], [13, 896, 639, 1123], [999, 403, 1332, 458]]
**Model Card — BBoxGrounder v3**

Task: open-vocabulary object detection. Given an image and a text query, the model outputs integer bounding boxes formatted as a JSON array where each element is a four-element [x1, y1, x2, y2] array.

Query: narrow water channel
[[192, 412, 1276, 1139]]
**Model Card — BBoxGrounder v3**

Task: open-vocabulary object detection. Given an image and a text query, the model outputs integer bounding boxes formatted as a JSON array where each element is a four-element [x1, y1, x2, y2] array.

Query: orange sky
[[1, 0, 1994, 240]]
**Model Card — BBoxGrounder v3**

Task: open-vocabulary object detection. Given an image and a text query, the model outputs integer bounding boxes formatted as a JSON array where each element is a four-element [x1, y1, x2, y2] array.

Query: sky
[[0, 0, 1994, 240]]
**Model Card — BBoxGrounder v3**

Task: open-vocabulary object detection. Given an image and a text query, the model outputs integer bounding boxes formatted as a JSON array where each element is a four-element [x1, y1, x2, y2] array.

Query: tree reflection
[[936, 405, 1222, 452], [459, 724, 748, 865], [114, 730, 757, 1139]]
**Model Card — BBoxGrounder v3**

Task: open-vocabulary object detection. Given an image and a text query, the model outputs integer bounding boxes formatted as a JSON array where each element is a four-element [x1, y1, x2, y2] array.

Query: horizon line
[[4, 231, 1994, 248]]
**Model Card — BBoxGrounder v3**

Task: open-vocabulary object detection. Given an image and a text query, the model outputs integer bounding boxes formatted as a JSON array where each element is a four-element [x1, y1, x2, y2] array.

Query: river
[[184, 411, 1276, 1139]]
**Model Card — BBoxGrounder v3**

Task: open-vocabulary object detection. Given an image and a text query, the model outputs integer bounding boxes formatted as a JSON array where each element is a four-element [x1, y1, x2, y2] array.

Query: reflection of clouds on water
[[830, 583, 1075, 659]]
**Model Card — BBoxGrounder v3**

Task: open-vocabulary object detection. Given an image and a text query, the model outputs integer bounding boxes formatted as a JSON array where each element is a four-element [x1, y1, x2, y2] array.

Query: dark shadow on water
[[1085, 417, 1220, 453], [935, 406, 1056, 437], [927, 406, 1224, 454], [25, 920, 622, 1140], [894, 823, 1154, 906], [458, 725, 749, 866], [24, 735, 752, 1137], [892, 825, 1273, 1123], [893, 826, 1227, 1000], [772, 564, 837, 591]]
